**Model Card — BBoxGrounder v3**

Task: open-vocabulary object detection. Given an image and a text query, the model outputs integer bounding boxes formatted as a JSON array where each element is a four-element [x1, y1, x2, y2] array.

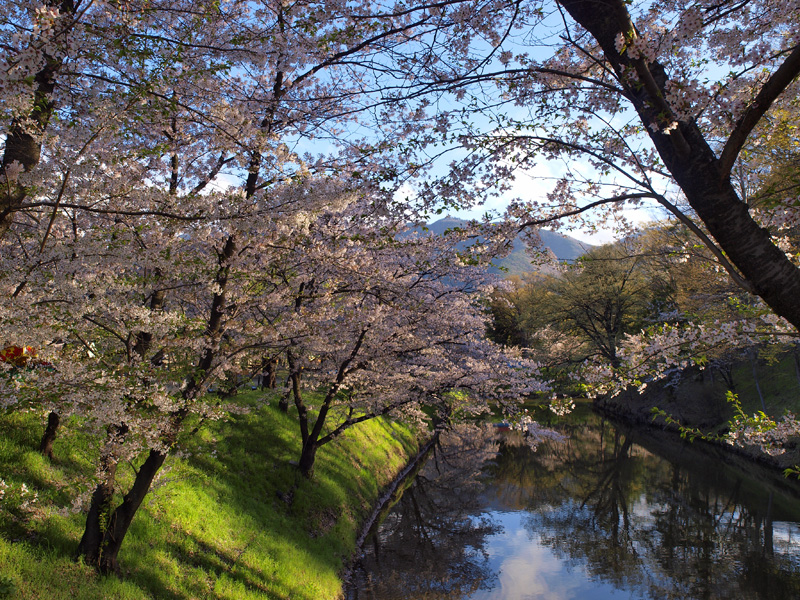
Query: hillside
[[425, 217, 593, 276], [0, 392, 417, 600]]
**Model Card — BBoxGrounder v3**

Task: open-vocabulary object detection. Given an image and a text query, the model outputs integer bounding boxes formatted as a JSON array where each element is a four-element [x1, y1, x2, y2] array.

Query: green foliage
[[783, 466, 800, 480], [651, 392, 776, 445], [488, 242, 654, 371], [726, 390, 778, 436], [649, 407, 722, 443], [0, 391, 417, 600], [0, 575, 16, 598]]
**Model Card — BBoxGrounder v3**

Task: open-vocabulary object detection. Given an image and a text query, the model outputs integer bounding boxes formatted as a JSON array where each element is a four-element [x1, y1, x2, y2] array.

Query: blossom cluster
[[0, 479, 38, 514]]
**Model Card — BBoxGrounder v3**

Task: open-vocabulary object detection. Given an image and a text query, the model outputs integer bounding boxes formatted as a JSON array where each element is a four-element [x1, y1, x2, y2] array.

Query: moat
[[349, 404, 800, 599]]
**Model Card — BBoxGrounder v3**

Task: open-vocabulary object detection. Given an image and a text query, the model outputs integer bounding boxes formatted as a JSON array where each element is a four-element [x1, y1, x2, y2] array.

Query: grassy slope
[[732, 353, 800, 417], [0, 391, 417, 600]]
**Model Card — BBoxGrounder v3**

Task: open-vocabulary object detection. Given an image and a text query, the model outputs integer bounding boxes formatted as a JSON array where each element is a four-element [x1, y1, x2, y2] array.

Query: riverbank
[[340, 431, 440, 593], [0, 391, 418, 599], [594, 360, 800, 473]]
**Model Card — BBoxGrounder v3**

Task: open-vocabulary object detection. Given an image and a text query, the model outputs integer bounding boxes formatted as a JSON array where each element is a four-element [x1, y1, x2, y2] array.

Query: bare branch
[[518, 193, 654, 230]]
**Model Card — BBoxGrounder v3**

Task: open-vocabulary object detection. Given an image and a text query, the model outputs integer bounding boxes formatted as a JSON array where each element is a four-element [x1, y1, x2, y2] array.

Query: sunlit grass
[[0, 390, 417, 599]]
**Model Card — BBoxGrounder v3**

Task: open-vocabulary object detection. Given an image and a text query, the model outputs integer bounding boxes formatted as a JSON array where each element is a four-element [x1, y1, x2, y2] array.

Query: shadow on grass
[[156, 535, 315, 600], [123, 400, 399, 599], [1, 396, 414, 600]]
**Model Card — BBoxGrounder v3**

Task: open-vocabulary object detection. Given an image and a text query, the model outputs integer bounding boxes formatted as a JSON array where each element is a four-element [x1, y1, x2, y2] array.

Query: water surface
[[349, 405, 800, 599]]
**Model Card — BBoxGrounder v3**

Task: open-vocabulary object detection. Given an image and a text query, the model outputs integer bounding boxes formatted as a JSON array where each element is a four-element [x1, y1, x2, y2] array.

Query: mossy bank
[[0, 390, 417, 600]]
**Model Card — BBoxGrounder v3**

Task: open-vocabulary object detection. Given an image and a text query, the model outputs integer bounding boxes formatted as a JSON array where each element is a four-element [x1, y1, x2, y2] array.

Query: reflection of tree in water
[[506, 414, 800, 600], [349, 425, 502, 600], [350, 409, 800, 600]]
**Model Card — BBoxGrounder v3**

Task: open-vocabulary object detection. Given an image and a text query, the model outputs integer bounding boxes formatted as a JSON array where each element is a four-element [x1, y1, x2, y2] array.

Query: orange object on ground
[[0, 345, 38, 367]]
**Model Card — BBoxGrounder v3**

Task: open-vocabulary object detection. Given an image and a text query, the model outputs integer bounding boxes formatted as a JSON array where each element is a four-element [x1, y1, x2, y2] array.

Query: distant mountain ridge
[[425, 216, 593, 276]]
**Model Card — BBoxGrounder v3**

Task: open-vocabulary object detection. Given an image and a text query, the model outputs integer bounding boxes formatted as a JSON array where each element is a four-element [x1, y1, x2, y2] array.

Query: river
[[347, 403, 800, 599]]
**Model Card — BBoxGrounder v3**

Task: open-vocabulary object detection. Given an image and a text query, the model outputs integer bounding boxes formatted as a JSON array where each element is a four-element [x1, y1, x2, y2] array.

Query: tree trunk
[[298, 440, 318, 479], [714, 361, 735, 391], [38, 411, 60, 459], [557, 0, 800, 332], [76, 443, 120, 568], [77, 447, 167, 574], [260, 358, 277, 389], [278, 369, 293, 413], [96, 449, 168, 574], [749, 347, 766, 412], [0, 0, 75, 238], [277, 391, 290, 413], [764, 492, 774, 557]]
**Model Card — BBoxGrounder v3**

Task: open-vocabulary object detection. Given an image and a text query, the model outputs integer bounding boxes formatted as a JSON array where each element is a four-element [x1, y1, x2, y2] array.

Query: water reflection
[[351, 425, 501, 599], [350, 406, 800, 599]]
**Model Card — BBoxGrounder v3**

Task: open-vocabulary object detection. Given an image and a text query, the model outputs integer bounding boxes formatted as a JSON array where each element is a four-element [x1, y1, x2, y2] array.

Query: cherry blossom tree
[[262, 206, 548, 477], [377, 0, 800, 463], [1, 0, 78, 236], [400, 0, 800, 330], [0, 0, 474, 572], [5, 0, 797, 573], [551, 0, 800, 330], [0, 0, 558, 571]]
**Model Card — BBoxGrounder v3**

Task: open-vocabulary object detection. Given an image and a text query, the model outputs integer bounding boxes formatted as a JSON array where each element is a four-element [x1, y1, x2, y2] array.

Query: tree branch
[[652, 194, 756, 294], [518, 192, 653, 229], [718, 44, 800, 178], [316, 398, 416, 448]]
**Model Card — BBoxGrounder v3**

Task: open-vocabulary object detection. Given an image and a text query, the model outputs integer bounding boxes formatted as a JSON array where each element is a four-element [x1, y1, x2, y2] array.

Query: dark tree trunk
[[715, 362, 735, 391], [76, 440, 121, 568], [260, 358, 277, 389], [277, 391, 290, 413], [277, 368, 294, 413], [96, 449, 167, 574], [282, 350, 302, 414], [298, 441, 318, 479], [723, 367, 735, 391], [557, 0, 800, 332], [0, 0, 75, 238], [764, 492, 774, 557], [38, 411, 60, 459], [292, 330, 368, 479], [76, 447, 167, 575]]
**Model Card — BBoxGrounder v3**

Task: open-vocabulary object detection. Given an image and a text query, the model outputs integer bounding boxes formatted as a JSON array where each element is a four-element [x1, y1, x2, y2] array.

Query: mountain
[[425, 216, 593, 276]]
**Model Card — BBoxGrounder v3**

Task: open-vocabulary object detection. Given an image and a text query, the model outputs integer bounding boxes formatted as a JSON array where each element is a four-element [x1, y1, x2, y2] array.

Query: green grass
[[730, 353, 800, 417], [0, 391, 417, 600]]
